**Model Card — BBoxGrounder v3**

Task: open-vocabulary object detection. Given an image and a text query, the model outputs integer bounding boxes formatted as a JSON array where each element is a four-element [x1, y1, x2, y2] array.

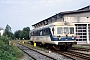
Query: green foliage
[[0, 36, 24, 60], [3, 24, 11, 36], [3, 24, 30, 40], [0, 40, 6, 49], [72, 45, 90, 50], [14, 30, 22, 39], [0, 49, 18, 60], [0, 36, 10, 44], [8, 45, 23, 58], [14, 27, 30, 40], [3, 24, 14, 39]]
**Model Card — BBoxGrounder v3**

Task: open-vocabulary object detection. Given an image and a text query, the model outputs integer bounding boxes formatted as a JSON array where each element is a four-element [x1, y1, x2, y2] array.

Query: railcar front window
[[70, 27, 74, 34], [64, 27, 68, 34], [57, 27, 62, 34]]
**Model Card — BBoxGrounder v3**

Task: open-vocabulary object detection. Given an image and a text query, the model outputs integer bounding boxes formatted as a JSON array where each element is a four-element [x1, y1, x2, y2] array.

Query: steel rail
[[18, 44, 56, 60]]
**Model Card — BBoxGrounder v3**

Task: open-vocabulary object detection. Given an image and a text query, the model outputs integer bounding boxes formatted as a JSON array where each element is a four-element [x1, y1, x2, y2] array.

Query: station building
[[32, 5, 90, 44]]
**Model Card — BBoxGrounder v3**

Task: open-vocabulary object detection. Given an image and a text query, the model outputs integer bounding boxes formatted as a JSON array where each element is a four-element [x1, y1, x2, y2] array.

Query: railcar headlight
[[59, 37, 61, 40], [57, 35, 61, 40], [66, 35, 68, 38], [72, 35, 74, 39]]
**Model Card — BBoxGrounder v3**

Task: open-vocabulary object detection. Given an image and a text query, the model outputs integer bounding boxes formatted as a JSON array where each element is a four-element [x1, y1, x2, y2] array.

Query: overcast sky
[[0, 0, 90, 32]]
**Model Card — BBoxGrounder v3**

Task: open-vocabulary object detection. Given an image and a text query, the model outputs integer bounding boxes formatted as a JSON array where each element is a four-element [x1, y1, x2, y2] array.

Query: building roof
[[32, 5, 90, 27], [61, 5, 90, 15], [78, 5, 90, 10], [0, 27, 4, 30], [60, 9, 90, 15]]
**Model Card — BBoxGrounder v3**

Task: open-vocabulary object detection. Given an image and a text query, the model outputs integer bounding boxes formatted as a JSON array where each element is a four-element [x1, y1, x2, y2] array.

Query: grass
[[23, 43, 49, 53], [11, 40, 30, 44], [72, 45, 90, 50]]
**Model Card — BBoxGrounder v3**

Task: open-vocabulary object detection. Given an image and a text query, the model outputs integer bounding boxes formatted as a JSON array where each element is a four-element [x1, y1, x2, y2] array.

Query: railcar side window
[[42, 28, 50, 35], [57, 27, 62, 34], [46, 29, 50, 35], [32, 32, 34, 36], [40, 31, 42, 36], [70, 27, 74, 34], [31, 32, 33, 36], [64, 27, 68, 34]]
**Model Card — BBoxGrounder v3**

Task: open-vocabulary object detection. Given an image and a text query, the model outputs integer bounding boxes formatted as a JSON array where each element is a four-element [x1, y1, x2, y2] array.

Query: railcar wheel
[[67, 44, 72, 51], [65, 44, 72, 51], [30, 41, 34, 45]]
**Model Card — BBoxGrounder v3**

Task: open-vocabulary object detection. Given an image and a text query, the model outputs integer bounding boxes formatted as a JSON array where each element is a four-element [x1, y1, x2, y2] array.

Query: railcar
[[30, 22, 77, 50]]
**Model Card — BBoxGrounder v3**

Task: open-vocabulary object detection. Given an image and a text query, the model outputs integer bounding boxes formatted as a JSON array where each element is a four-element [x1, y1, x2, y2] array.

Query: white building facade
[[64, 17, 90, 44], [0, 27, 4, 36], [63, 5, 90, 44]]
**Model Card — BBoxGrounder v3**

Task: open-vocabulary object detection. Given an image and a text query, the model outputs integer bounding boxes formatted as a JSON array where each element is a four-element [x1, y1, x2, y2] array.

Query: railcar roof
[[31, 22, 75, 31]]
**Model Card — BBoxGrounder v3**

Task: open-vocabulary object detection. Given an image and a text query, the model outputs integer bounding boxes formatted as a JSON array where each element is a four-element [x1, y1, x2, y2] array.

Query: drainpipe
[[87, 24, 89, 44]]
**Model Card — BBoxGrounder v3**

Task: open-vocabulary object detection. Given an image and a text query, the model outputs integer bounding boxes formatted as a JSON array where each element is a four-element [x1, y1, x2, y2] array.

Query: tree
[[20, 27, 30, 40], [14, 30, 22, 39], [14, 27, 30, 40], [3, 24, 13, 39]]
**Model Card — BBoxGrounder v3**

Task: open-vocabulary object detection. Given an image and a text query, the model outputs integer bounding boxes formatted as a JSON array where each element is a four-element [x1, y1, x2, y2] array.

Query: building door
[[75, 24, 87, 44], [88, 24, 90, 44]]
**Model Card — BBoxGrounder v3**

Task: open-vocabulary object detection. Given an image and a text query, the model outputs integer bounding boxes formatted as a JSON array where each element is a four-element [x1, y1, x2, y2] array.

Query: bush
[[0, 36, 10, 44], [0, 49, 18, 60], [0, 36, 24, 60], [7, 45, 24, 58], [0, 40, 5, 49]]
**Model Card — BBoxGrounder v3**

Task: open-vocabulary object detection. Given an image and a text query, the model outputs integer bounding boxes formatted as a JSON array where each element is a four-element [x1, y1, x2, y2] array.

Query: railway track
[[33, 44, 90, 60], [37, 44, 90, 60], [17, 44, 56, 60], [18, 43, 90, 60], [72, 47, 88, 51], [69, 50, 90, 60], [54, 50, 90, 60]]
